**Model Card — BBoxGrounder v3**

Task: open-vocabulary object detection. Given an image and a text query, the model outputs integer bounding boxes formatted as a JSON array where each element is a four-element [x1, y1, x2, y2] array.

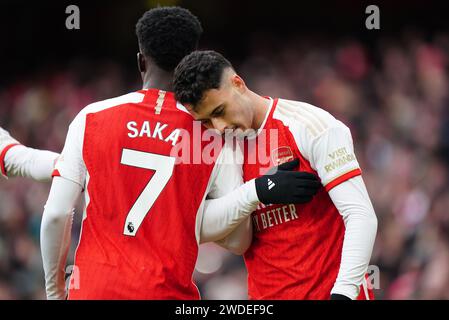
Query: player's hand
[[254, 159, 321, 205]]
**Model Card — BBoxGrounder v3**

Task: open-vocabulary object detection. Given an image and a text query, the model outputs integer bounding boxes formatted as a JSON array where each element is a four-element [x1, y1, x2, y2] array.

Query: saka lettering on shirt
[[127, 121, 182, 146]]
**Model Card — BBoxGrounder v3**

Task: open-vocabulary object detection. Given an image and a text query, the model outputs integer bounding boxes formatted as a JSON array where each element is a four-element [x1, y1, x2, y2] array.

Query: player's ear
[[231, 74, 246, 93], [137, 52, 146, 74]]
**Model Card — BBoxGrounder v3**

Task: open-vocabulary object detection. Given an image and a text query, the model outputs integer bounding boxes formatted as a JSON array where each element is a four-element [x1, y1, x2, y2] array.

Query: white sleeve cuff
[[331, 284, 360, 300]]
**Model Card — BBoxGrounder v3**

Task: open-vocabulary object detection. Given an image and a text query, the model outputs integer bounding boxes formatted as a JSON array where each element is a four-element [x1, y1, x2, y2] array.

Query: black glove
[[254, 159, 321, 205], [330, 294, 352, 300]]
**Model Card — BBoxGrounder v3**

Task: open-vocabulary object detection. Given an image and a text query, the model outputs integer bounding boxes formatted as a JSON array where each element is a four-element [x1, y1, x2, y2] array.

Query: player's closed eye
[[212, 106, 225, 117]]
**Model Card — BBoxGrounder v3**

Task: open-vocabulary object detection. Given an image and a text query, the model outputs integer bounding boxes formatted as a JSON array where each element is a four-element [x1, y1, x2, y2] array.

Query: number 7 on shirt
[[120, 148, 175, 236]]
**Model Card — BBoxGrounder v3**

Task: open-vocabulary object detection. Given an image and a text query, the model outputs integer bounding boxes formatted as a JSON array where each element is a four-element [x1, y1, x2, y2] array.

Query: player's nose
[[211, 118, 228, 134]]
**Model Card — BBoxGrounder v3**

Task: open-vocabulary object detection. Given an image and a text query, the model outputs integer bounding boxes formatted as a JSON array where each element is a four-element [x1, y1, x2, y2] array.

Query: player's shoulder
[[68, 91, 145, 129], [274, 98, 350, 138], [81, 91, 145, 117], [63, 91, 144, 132]]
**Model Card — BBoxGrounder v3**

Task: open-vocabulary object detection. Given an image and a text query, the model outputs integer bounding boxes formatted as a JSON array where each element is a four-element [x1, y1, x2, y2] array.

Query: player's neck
[[251, 91, 271, 130], [142, 69, 174, 92]]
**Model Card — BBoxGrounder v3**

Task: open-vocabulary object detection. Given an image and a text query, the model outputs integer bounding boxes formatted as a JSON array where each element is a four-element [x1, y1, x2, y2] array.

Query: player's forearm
[[200, 179, 259, 244], [40, 177, 81, 300], [328, 176, 378, 299], [214, 217, 253, 255], [41, 207, 73, 300], [4, 145, 59, 181]]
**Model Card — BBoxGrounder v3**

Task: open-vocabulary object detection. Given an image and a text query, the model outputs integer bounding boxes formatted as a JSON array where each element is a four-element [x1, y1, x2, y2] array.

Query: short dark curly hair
[[173, 50, 233, 107], [135, 7, 203, 72]]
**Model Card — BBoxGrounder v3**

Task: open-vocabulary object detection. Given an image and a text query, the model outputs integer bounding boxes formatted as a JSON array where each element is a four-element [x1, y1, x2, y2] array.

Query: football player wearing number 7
[[37, 8, 321, 299], [173, 50, 379, 300]]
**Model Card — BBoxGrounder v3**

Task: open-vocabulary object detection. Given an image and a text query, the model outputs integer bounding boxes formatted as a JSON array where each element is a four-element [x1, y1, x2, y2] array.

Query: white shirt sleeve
[[329, 176, 378, 299], [198, 139, 259, 254], [1, 127, 59, 181], [40, 110, 88, 299], [214, 217, 253, 255], [53, 112, 87, 188], [306, 121, 377, 299], [309, 124, 362, 190], [3, 145, 59, 182], [40, 176, 82, 300], [201, 180, 258, 241], [0, 126, 20, 178]]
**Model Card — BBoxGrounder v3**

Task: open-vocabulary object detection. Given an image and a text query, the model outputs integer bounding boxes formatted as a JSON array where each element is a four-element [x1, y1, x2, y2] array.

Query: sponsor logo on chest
[[252, 203, 299, 232]]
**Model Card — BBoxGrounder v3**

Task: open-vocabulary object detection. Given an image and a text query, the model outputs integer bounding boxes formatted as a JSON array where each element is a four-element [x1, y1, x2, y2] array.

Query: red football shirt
[[54, 89, 223, 299], [242, 98, 374, 300]]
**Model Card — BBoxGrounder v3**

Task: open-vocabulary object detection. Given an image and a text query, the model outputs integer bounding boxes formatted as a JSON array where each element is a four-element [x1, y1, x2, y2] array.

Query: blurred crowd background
[[1, 0, 448, 299]]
